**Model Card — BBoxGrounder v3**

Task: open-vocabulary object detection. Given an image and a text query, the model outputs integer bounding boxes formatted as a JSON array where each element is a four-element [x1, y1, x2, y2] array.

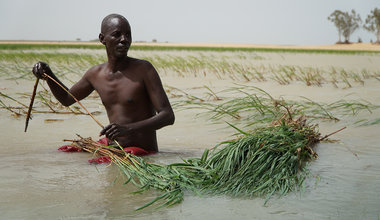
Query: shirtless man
[[32, 14, 175, 153]]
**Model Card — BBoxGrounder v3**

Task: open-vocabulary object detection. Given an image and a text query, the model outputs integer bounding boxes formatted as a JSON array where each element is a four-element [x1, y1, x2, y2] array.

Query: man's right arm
[[32, 61, 95, 106]]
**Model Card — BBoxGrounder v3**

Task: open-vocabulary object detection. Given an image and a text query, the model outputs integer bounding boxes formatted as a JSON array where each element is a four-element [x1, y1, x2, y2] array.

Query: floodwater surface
[[1, 49, 380, 219]]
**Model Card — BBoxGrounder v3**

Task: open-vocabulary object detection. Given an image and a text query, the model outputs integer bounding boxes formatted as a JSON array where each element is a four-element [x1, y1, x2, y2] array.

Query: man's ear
[[99, 33, 105, 45]]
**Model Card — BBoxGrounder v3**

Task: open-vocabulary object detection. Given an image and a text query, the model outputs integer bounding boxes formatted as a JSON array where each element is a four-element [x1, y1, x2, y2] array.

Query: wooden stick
[[43, 73, 127, 152], [24, 78, 39, 132]]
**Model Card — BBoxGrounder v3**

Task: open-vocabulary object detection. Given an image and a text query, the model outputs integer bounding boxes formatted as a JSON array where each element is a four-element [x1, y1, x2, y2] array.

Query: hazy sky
[[0, 0, 378, 45]]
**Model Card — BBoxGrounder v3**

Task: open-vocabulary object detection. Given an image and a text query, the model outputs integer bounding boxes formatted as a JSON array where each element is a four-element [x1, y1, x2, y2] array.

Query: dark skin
[[32, 15, 174, 152]]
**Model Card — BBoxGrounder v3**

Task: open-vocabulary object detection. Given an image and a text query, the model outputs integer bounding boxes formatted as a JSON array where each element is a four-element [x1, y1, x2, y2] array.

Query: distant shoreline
[[1, 40, 380, 52]]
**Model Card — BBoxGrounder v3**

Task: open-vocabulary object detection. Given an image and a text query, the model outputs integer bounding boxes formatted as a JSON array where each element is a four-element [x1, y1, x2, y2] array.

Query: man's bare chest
[[92, 74, 147, 106]]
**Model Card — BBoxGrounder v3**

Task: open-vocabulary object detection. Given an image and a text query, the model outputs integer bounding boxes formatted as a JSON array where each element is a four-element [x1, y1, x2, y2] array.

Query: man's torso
[[87, 58, 158, 151]]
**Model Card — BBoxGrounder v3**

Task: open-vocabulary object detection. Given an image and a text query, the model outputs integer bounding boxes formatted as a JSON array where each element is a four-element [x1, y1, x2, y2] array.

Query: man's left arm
[[139, 63, 175, 130]]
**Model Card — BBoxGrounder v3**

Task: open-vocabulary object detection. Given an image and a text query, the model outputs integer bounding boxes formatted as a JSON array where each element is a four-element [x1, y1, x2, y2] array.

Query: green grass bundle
[[68, 110, 322, 210], [67, 136, 210, 210], [200, 115, 320, 203]]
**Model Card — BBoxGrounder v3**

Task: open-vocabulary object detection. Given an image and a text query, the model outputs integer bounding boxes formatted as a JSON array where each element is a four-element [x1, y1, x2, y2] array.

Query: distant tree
[[363, 8, 380, 44], [328, 10, 345, 43], [328, 9, 362, 44], [341, 10, 362, 43]]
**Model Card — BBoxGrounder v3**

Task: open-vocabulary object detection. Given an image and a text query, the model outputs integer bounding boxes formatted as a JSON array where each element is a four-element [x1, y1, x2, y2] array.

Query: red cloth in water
[[58, 145, 82, 152], [97, 137, 108, 145], [97, 137, 155, 156], [59, 137, 155, 164], [124, 146, 153, 156], [88, 156, 111, 164]]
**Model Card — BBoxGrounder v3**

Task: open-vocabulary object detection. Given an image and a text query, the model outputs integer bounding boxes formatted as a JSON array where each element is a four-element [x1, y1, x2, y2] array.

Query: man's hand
[[32, 61, 53, 80], [100, 123, 133, 140]]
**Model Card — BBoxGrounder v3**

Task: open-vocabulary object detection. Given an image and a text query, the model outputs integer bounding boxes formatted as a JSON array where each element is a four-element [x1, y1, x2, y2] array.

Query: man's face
[[102, 17, 132, 58]]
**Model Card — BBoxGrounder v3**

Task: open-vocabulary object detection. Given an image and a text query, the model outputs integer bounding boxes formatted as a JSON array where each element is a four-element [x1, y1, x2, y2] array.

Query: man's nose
[[120, 34, 128, 43]]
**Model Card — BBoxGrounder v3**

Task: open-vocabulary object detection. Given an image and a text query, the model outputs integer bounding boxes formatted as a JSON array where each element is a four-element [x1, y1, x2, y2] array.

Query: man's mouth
[[117, 46, 127, 51], [116, 45, 129, 51]]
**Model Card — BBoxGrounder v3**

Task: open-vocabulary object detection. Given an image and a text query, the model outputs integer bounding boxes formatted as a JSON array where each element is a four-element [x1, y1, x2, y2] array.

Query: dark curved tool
[[24, 78, 39, 132]]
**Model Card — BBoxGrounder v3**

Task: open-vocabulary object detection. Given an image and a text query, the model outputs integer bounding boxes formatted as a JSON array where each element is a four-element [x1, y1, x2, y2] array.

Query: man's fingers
[[108, 129, 119, 140], [32, 62, 52, 81], [100, 125, 110, 135], [99, 123, 125, 140], [37, 63, 41, 72], [32, 65, 37, 74], [32, 63, 40, 74], [100, 123, 115, 136], [38, 63, 45, 74]]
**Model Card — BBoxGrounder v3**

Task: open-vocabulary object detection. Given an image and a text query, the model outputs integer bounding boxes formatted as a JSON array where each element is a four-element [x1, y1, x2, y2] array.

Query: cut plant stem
[[24, 77, 39, 132]]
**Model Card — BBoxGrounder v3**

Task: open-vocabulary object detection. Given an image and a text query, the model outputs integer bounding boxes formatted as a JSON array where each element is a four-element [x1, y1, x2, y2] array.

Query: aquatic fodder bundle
[[200, 116, 320, 202], [67, 114, 321, 209], [67, 136, 211, 210]]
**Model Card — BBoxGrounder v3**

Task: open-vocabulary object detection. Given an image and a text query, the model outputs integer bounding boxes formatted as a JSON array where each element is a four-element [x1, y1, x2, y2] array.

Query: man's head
[[99, 14, 132, 58]]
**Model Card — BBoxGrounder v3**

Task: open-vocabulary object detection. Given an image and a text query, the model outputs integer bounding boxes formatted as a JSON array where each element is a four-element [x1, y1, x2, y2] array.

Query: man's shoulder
[[128, 57, 154, 70], [85, 63, 106, 76]]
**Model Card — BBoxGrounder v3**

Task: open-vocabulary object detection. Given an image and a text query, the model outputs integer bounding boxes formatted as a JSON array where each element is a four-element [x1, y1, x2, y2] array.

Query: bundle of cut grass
[[65, 108, 324, 210], [66, 136, 210, 210], [199, 114, 320, 203]]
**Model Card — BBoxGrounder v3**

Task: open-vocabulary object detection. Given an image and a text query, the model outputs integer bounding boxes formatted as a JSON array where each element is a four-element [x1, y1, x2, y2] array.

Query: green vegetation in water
[[70, 108, 323, 210], [1, 49, 379, 88], [172, 85, 380, 127], [1, 46, 376, 210], [200, 117, 320, 203], [1, 83, 378, 126], [0, 43, 104, 50], [0, 86, 99, 117], [0, 52, 106, 82]]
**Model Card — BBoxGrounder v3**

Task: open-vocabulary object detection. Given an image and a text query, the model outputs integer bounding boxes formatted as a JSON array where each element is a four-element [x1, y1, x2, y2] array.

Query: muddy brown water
[[1, 50, 380, 219]]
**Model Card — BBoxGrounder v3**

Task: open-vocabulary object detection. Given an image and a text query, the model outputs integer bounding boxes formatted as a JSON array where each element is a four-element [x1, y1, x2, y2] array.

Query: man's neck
[[107, 55, 128, 73]]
